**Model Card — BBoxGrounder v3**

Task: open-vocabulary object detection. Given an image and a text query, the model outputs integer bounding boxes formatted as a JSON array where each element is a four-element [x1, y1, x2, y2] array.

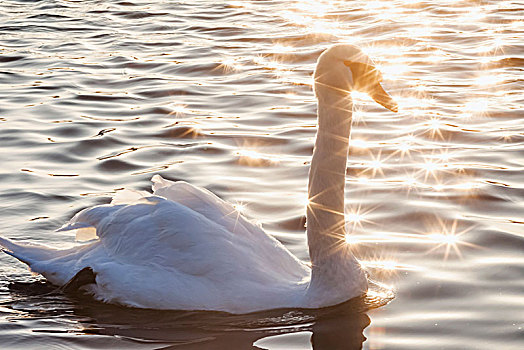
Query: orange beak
[[368, 81, 398, 113]]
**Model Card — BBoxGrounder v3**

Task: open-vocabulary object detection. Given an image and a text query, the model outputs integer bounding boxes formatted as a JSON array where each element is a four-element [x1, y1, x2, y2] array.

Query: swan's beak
[[369, 82, 398, 113]]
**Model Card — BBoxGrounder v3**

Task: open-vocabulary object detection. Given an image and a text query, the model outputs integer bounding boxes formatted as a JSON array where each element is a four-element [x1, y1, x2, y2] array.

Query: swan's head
[[314, 44, 398, 112]]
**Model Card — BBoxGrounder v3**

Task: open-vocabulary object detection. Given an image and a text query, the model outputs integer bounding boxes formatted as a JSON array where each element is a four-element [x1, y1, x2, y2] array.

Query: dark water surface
[[0, 0, 523, 349]]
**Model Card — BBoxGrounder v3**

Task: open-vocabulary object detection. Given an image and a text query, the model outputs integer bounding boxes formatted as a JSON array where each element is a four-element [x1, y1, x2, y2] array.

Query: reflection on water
[[0, 0, 523, 349], [3, 281, 371, 350]]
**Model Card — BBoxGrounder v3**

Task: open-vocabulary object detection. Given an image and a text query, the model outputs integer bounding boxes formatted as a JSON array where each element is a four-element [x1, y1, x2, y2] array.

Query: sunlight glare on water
[[0, 0, 523, 349]]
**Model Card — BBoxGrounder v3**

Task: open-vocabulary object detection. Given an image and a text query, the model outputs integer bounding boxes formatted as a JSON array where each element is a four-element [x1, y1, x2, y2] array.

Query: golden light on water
[[393, 135, 417, 159], [1, 0, 522, 348], [376, 63, 409, 80], [419, 155, 452, 183], [361, 150, 390, 178], [500, 130, 516, 143], [426, 49, 447, 64], [426, 117, 445, 139], [169, 104, 190, 117], [364, 260, 398, 271], [463, 99, 489, 117], [291, 0, 330, 16], [361, 259, 421, 273], [344, 217, 480, 275], [461, 7, 487, 23], [217, 56, 242, 73], [406, 25, 433, 39], [424, 218, 479, 260], [345, 204, 377, 231], [349, 139, 371, 149], [271, 42, 294, 53], [235, 149, 281, 166], [280, 11, 311, 27], [473, 73, 505, 87], [402, 172, 418, 191]]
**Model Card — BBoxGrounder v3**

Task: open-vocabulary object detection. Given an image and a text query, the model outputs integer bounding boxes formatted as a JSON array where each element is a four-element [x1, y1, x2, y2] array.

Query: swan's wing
[[59, 192, 306, 278], [1, 197, 250, 287], [58, 196, 233, 264], [108, 176, 254, 238], [150, 176, 307, 277], [57, 197, 309, 312], [151, 175, 237, 222], [151, 175, 266, 238]]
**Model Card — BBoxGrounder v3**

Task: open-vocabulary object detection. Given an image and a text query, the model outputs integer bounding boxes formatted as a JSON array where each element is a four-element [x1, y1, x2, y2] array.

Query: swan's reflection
[[310, 309, 370, 350], [6, 281, 372, 350]]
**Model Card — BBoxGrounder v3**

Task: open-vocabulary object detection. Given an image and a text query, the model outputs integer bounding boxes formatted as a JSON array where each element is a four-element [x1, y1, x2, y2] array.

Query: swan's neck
[[307, 91, 352, 264], [305, 90, 366, 303]]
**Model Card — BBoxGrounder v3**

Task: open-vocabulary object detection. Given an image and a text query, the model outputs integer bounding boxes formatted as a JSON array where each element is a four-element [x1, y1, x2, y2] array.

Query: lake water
[[0, 0, 523, 349]]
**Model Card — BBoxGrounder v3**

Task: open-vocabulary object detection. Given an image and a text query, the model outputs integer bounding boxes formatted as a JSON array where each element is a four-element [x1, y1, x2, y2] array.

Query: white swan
[[0, 44, 397, 314]]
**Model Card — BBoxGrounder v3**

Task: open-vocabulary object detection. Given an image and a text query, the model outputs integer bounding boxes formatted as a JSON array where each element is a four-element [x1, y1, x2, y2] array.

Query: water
[[0, 0, 523, 348]]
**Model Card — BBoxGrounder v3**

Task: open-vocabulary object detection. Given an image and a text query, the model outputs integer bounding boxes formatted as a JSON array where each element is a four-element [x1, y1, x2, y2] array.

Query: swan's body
[[0, 44, 397, 314]]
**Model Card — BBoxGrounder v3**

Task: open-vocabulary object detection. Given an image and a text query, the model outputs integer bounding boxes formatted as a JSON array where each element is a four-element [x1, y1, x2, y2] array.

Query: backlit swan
[[0, 44, 397, 314]]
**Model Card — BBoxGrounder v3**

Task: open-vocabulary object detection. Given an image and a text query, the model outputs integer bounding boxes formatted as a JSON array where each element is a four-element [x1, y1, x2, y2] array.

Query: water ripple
[[0, 0, 523, 349]]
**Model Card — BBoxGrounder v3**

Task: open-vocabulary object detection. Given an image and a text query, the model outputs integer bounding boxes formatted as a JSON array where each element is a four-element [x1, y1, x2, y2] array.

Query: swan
[[0, 44, 397, 314]]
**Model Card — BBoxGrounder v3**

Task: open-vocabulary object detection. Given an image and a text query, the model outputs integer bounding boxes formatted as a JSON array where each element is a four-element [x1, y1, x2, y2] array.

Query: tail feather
[[2, 248, 34, 266], [0, 236, 59, 268]]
